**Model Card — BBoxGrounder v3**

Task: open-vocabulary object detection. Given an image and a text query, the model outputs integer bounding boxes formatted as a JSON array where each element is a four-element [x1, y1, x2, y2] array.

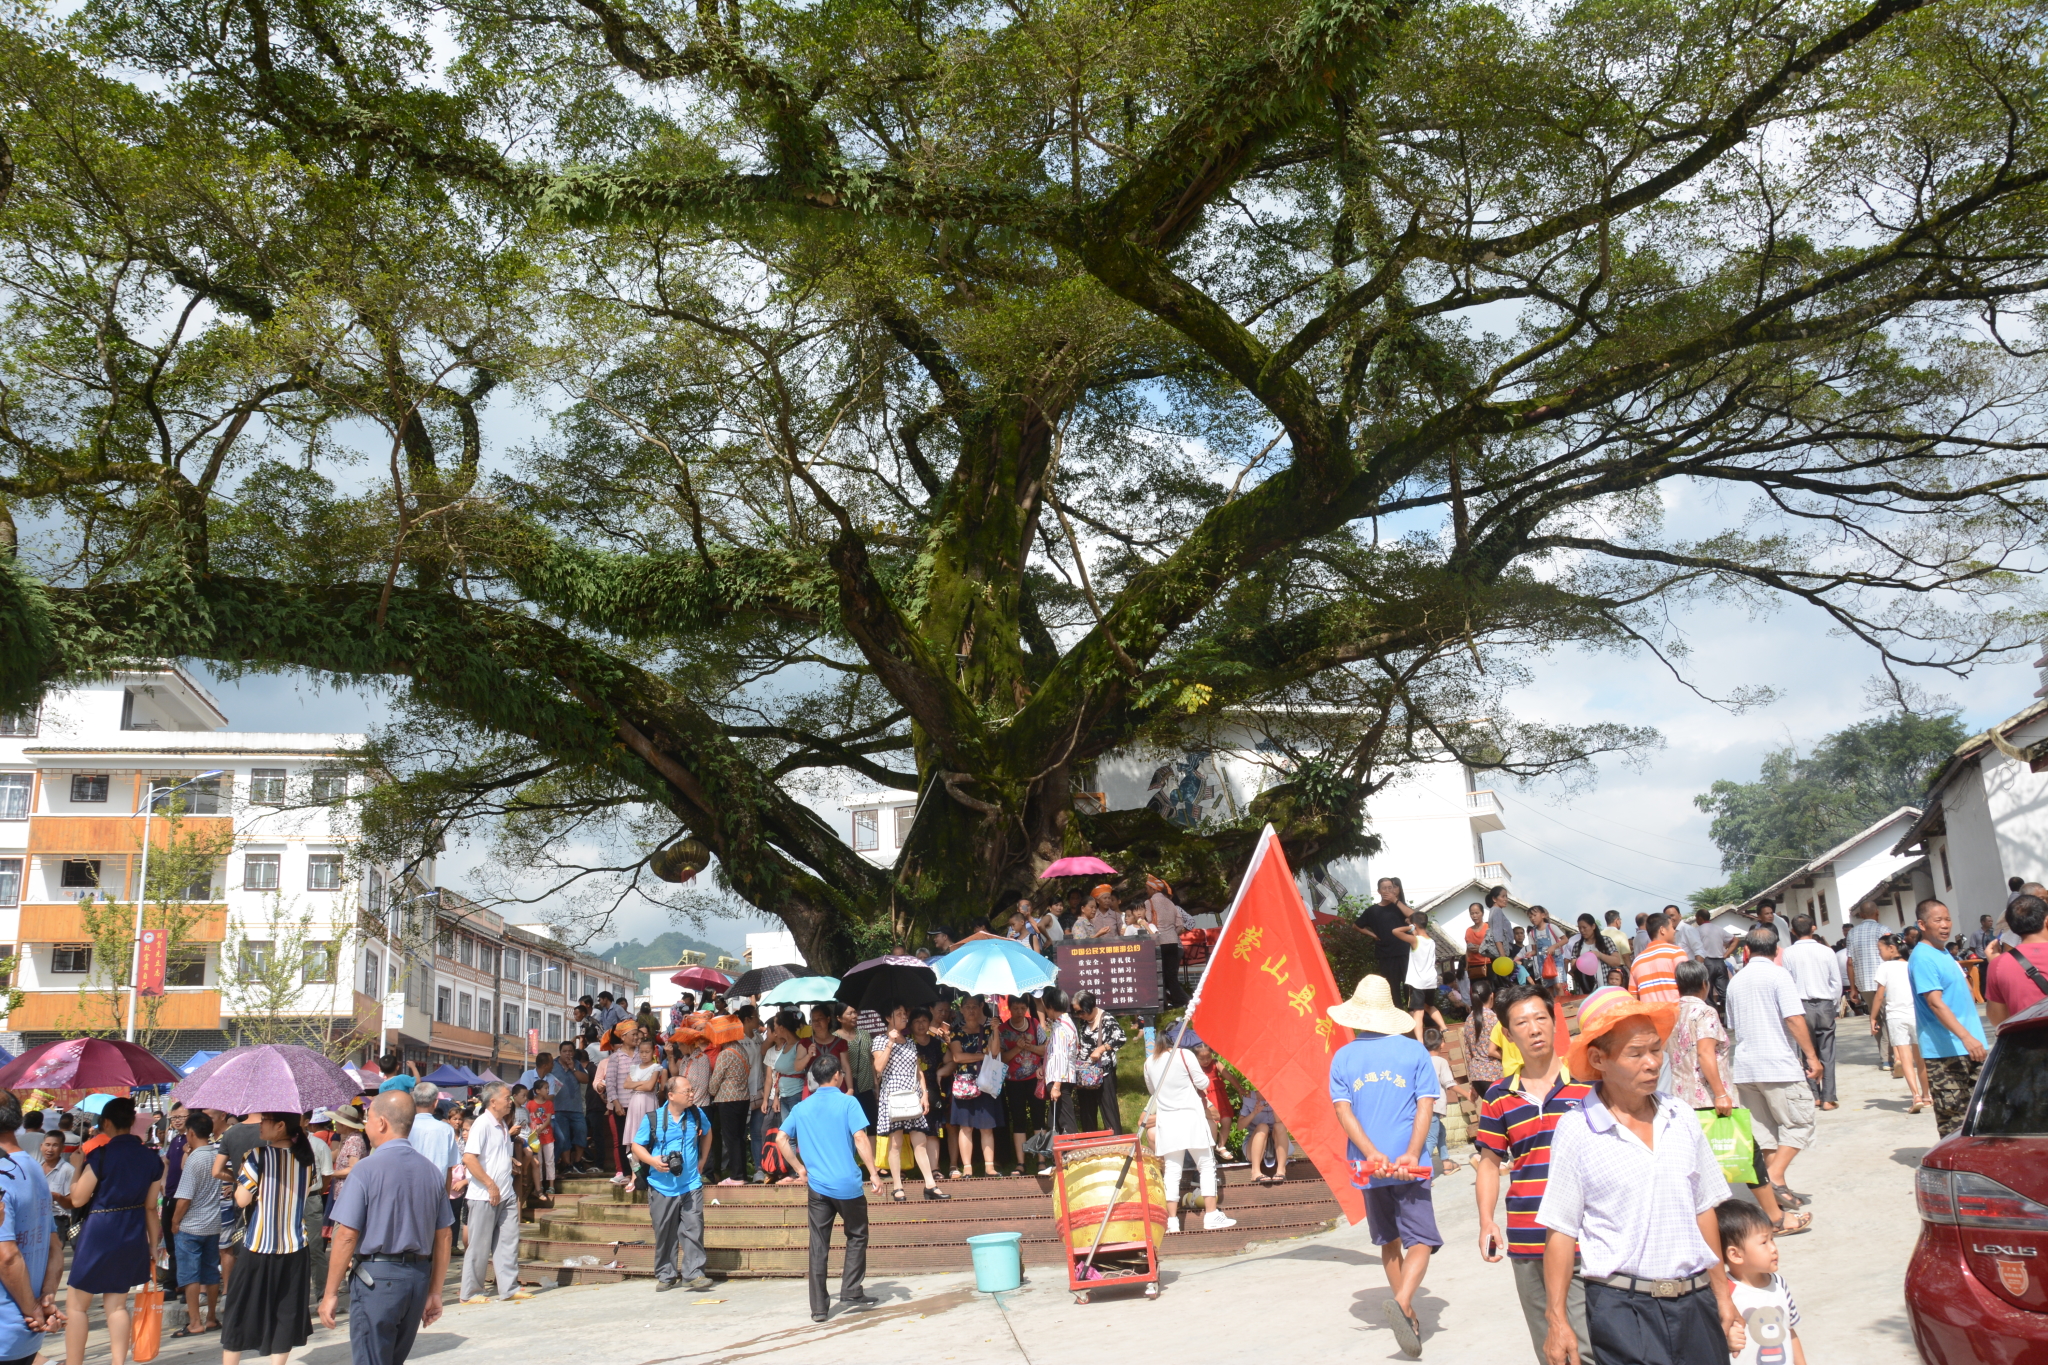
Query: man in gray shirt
[[169, 1112, 224, 1335], [319, 1091, 454, 1365]]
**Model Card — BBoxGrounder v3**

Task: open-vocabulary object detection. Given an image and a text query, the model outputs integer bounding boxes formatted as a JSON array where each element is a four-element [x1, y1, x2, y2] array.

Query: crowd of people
[[1319, 872, 2040, 1362]]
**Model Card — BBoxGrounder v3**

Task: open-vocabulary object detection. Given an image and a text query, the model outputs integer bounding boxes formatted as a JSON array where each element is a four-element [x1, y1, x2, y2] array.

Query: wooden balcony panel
[[28, 816, 234, 855], [7, 989, 222, 1031], [17, 903, 228, 943]]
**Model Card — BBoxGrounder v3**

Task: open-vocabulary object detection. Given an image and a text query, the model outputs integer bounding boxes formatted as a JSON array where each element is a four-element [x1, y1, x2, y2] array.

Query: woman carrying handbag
[[1142, 1030, 1237, 1233], [871, 1004, 948, 1202]]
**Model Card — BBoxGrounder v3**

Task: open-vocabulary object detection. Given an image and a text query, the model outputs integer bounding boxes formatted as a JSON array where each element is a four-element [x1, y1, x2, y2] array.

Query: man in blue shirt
[[403, 1084, 463, 1187], [777, 1054, 881, 1323], [1910, 899, 1988, 1138], [0, 1095, 59, 1363], [632, 1075, 713, 1292], [1328, 976, 1442, 1359]]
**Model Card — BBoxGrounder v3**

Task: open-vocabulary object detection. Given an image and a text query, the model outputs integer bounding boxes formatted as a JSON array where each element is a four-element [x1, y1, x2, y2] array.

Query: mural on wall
[[1146, 750, 1235, 827]]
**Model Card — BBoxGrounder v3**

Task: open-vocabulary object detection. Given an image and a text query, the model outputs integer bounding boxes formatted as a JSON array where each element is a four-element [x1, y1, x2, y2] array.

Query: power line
[[1497, 793, 1816, 868], [1492, 829, 1690, 904]]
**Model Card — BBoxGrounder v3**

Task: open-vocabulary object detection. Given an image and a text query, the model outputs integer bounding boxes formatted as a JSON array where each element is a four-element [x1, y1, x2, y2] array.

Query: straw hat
[[1327, 975, 1416, 1035], [1566, 986, 1679, 1079], [329, 1103, 365, 1131]]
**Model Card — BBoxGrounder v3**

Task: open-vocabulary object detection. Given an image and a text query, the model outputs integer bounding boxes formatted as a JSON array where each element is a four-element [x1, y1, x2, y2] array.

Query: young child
[[1420, 1029, 1464, 1175], [1717, 1198, 1804, 1365]]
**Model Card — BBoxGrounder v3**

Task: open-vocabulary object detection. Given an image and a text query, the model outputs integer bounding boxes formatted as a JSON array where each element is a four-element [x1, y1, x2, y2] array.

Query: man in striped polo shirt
[[1475, 982, 1594, 1362], [1628, 913, 1687, 1004]]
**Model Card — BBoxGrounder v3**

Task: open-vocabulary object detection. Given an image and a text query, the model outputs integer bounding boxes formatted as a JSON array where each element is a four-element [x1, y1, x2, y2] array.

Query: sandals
[[891, 1188, 907, 1202], [1771, 1184, 1810, 1209], [923, 1186, 950, 1201], [947, 1169, 963, 1181], [1772, 1210, 1813, 1235], [171, 1327, 206, 1340]]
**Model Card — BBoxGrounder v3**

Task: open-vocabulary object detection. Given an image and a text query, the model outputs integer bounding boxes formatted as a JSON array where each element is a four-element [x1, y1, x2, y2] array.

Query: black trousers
[[1583, 1281, 1725, 1365], [805, 1190, 869, 1318], [710, 1100, 750, 1181], [1704, 958, 1730, 1013], [1050, 1084, 1078, 1136], [1077, 1074, 1122, 1134], [1159, 942, 1188, 1007]]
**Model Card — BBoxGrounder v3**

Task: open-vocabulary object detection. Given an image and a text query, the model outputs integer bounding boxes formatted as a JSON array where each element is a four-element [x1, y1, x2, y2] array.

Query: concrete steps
[[521, 1159, 1340, 1283]]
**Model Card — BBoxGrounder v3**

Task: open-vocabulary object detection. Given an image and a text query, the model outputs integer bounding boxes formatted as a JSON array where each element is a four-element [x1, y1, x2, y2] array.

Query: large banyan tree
[[3, 0, 2047, 966]]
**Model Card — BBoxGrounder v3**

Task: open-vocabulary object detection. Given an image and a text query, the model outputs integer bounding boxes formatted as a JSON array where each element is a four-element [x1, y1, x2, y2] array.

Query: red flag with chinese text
[[136, 928, 168, 998], [1189, 827, 1365, 1225]]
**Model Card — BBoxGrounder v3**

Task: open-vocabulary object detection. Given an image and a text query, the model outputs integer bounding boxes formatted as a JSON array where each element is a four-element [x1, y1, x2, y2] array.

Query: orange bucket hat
[[1566, 986, 1679, 1079]]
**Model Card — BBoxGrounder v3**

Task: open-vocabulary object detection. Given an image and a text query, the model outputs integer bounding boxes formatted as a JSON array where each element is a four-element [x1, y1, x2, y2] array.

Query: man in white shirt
[[1783, 915, 1844, 1110], [459, 1084, 528, 1303], [1672, 905, 1704, 960], [1725, 926, 1823, 1208]]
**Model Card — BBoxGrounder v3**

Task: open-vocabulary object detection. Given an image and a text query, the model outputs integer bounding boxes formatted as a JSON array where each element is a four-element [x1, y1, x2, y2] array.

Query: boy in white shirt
[[1717, 1199, 1806, 1365]]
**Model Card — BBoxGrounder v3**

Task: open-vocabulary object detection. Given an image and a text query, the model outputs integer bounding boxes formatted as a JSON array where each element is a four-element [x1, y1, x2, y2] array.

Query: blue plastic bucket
[[966, 1231, 1024, 1292]]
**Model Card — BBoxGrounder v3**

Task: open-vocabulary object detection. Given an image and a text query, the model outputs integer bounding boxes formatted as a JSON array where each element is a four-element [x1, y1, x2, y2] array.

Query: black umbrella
[[835, 954, 940, 1013], [728, 964, 797, 998]]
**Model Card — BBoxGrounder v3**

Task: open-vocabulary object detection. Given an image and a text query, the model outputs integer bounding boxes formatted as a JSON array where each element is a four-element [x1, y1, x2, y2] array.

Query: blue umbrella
[[75, 1092, 118, 1116], [930, 937, 1058, 997], [759, 975, 842, 1006], [179, 1050, 220, 1076]]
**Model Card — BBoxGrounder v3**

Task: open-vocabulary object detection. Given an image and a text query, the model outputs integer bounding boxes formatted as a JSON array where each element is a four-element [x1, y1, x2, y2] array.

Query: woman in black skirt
[[220, 1113, 314, 1365]]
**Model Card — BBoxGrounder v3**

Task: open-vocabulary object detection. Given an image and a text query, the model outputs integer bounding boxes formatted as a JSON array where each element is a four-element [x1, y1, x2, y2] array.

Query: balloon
[[1491, 956, 1516, 976], [1576, 951, 1598, 975]]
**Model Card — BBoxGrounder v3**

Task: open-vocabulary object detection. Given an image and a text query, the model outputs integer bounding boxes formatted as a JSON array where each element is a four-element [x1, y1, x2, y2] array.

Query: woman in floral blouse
[[1000, 996, 1047, 1173], [1073, 992, 1128, 1134], [1462, 978, 1504, 1088]]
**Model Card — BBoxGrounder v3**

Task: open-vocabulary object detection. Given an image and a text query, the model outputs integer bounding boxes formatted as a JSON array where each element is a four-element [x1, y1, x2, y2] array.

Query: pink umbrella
[[1040, 855, 1118, 879], [172, 1044, 360, 1114], [0, 1038, 179, 1092], [670, 966, 732, 992]]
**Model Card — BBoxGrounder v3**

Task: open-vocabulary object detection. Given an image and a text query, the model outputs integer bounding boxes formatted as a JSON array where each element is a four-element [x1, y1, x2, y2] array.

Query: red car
[[1907, 996, 2048, 1364]]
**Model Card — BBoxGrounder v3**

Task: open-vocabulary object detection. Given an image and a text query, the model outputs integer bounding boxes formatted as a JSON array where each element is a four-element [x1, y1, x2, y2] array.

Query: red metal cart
[[1050, 1130, 1165, 1303]]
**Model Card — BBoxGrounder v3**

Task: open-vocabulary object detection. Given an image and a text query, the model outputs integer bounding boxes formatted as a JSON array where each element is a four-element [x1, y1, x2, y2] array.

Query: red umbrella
[[0, 1038, 179, 1092], [670, 966, 732, 992]]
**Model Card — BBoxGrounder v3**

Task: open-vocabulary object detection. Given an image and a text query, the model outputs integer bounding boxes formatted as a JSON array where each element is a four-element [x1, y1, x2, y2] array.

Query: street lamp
[[127, 769, 225, 1042]]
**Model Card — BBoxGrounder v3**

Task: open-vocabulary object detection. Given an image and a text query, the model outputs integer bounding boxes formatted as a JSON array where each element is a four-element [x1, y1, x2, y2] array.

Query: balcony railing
[[1466, 789, 1500, 814], [1475, 861, 1512, 884]]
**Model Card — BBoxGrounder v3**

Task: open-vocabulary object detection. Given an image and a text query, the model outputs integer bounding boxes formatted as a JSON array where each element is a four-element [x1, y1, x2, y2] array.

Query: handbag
[[1023, 1126, 1054, 1160], [131, 1273, 163, 1363], [1076, 1061, 1107, 1087], [1698, 1107, 1756, 1186], [951, 1070, 981, 1099], [977, 1053, 1007, 1096], [886, 1090, 923, 1121]]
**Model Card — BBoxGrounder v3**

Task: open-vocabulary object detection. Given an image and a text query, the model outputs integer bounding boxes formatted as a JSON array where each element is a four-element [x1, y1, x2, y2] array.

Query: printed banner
[[1056, 937, 1160, 1012], [1189, 825, 1365, 1225], [135, 928, 168, 998]]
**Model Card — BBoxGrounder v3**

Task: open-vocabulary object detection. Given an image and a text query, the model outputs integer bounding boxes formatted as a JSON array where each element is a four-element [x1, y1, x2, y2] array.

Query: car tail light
[[1918, 1169, 2048, 1230]]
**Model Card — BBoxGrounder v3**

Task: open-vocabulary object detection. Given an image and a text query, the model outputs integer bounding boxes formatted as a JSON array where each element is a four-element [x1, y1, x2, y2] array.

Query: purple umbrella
[[172, 1044, 361, 1114]]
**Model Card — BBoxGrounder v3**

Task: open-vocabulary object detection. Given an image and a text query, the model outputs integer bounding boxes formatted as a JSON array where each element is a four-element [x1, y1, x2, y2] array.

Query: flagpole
[[1171, 823, 1278, 1048]]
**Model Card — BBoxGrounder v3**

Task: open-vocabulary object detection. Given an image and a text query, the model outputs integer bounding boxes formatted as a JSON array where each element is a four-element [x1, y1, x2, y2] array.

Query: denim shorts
[[553, 1111, 589, 1150], [174, 1230, 221, 1286]]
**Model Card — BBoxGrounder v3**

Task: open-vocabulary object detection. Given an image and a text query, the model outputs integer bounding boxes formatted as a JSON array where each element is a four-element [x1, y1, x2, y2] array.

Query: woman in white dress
[[1869, 934, 1930, 1113], [621, 1038, 667, 1181], [1142, 1031, 1237, 1233]]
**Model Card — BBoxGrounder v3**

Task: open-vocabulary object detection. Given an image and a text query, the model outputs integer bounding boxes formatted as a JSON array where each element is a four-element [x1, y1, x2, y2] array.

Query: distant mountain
[[592, 931, 742, 974]]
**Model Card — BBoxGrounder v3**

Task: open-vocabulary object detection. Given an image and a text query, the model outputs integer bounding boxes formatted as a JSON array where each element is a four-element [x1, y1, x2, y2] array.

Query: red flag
[[135, 928, 168, 998], [1190, 827, 1365, 1225]]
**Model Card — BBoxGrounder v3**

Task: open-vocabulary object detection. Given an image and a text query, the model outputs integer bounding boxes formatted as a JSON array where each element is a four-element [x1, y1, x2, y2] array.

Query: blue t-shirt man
[[0, 1148, 54, 1359], [1910, 942, 1987, 1059], [781, 1087, 870, 1200], [1328, 1031, 1443, 1187], [634, 1104, 707, 1198]]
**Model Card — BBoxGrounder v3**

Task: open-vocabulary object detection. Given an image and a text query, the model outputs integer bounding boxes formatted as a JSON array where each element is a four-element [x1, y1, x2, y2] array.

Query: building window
[[894, 804, 915, 847], [60, 859, 101, 889], [244, 854, 281, 891], [0, 774, 29, 821], [526, 1008, 540, 1036], [852, 808, 879, 851], [545, 959, 562, 993], [249, 769, 286, 804], [367, 868, 386, 916], [436, 986, 452, 1023], [458, 936, 474, 967], [51, 944, 91, 974], [0, 708, 37, 737], [0, 859, 19, 908], [458, 993, 473, 1029], [179, 870, 216, 901], [69, 774, 109, 803], [503, 1002, 519, 1036], [0, 944, 12, 988], [307, 855, 343, 890], [440, 926, 456, 959], [148, 777, 219, 815], [545, 1012, 561, 1042], [240, 940, 275, 975], [302, 941, 338, 984], [1817, 891, 1830, 925], [167, 947, 207, 988], [310, 771, 348, 802], [1940, 846, 1952, 890], [525, 954, 541, 987], [567, 970, 579, 1000], [502, 947, 519, 980], [365, 949, 381, 998]]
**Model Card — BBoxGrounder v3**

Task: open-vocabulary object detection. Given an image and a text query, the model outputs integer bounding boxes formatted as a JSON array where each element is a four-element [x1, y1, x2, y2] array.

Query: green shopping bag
[[1698, 1108, 1755, 1185]]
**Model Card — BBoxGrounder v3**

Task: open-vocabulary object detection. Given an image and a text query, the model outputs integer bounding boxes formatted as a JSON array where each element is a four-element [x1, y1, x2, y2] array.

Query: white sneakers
[[1202, 1211, 1238, 1231]]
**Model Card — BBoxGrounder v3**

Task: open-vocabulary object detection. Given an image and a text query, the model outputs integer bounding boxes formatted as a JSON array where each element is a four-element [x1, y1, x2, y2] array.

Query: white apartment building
[[1892, 691, 2048, 928]]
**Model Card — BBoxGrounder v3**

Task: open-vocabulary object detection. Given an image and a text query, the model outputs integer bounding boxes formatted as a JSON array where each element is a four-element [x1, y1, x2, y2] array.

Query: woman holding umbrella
[[63, 1097, 162, 1365], [218, 1113, 317, 1365]]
